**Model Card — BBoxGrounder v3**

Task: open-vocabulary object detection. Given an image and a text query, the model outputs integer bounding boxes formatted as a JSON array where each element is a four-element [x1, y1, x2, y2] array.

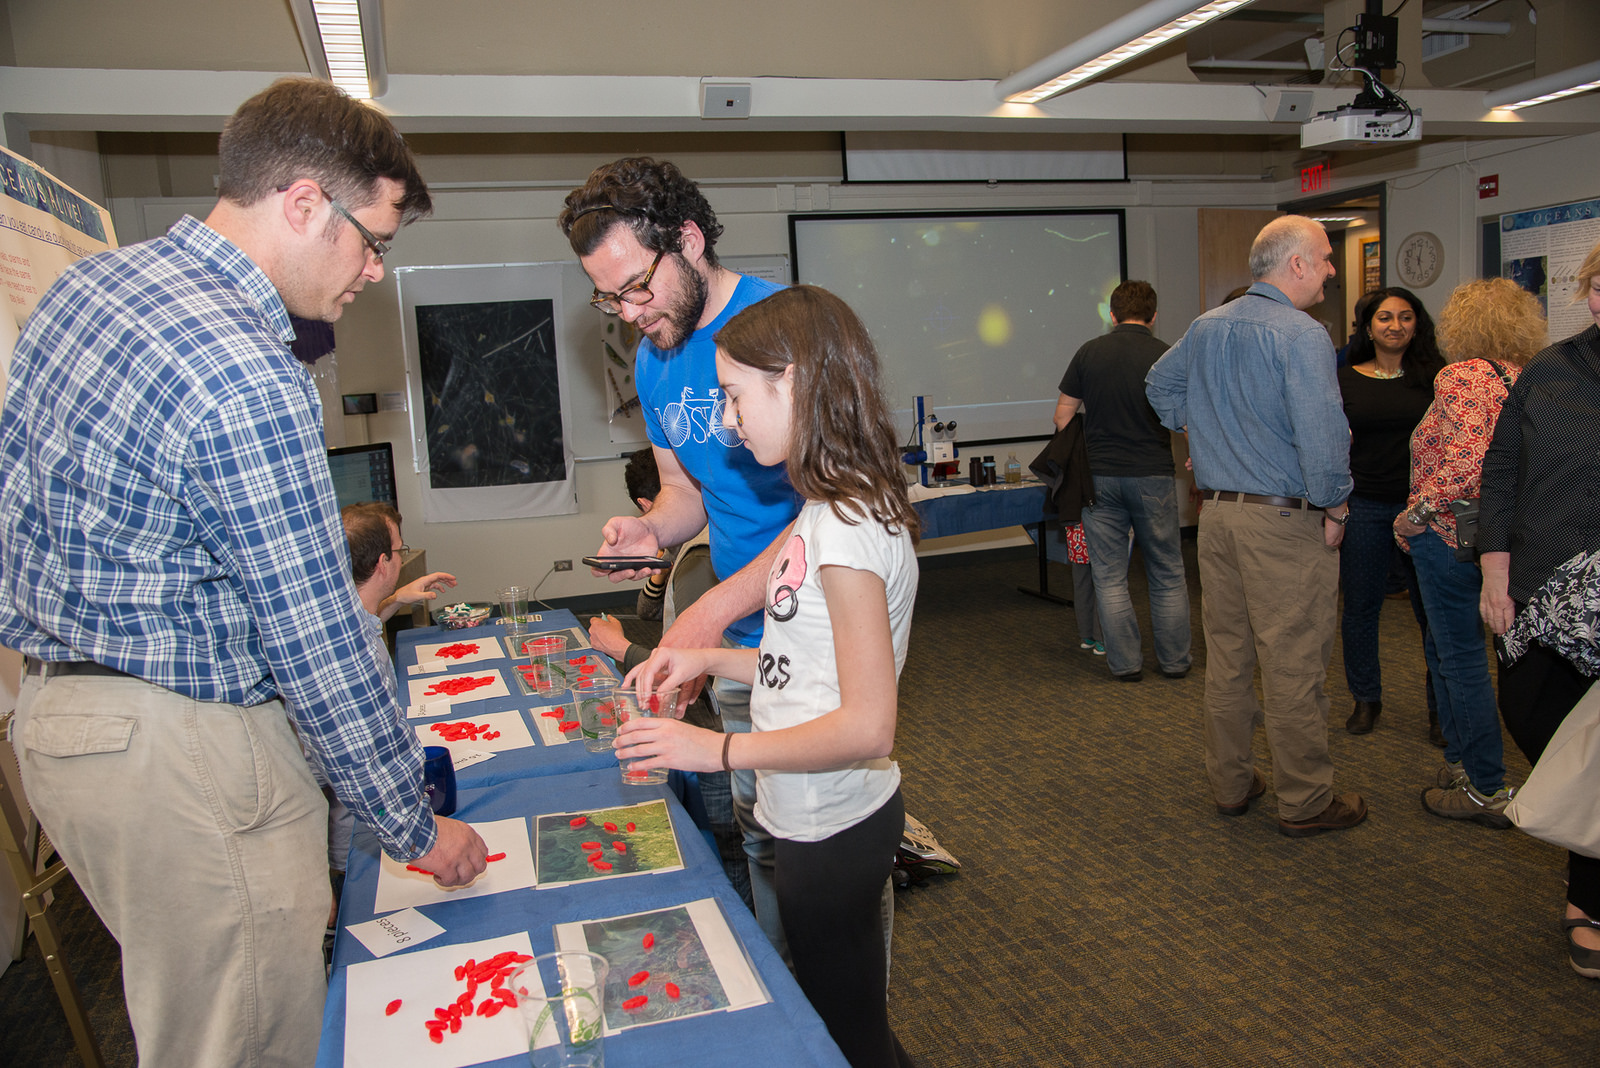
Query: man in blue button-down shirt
[[1146, 215, 1369, 840], [0, 79, 486, 1067]]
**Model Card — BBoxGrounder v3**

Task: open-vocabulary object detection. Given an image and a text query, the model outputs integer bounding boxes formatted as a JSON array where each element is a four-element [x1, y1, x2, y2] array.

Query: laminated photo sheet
[[413, 710, 536, 756], [343, 931, 533, 1068], [553, 897, 770, 1035], [533, 799, 683, 889], [501, 624, 588, 661], [528, 696, 580, 746], [407, 637, 508, 675], [405, 668, 511, 708], [373, 817, 535, 914]]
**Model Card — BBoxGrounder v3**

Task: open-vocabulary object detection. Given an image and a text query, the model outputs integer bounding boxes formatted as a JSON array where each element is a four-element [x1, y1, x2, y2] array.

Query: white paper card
[[408, 658, 445, 676], [406, 699, 453, 719], [344, 907, 446, 959], [373, 818, 536, 915], [450, 748, 496, 771], [343, 932, 532, 1068], [405, 669, 511, 709], [413, 710, 535, 756]]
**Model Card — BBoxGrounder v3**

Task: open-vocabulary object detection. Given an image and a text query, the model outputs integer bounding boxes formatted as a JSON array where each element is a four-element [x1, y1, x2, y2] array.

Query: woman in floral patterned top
[[1393, 278, 1546, 829]]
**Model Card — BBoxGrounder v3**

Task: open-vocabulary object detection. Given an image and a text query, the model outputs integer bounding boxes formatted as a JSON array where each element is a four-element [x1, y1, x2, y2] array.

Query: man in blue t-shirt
[[560, 158, 800, 959]]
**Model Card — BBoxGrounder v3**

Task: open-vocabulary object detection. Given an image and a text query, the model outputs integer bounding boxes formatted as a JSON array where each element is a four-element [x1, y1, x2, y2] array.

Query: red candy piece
[[579, 664, 597, 675], [558, 720, 580, 732], [454, 965, 466, 981], [569, 816, 587, 827], [385, 998, 402, 1016], [603, 822, 618, 833], [665, 982, 680, 999], [477, 998, 498, 1016], [406, 864, 435, 876], [494, 988, 517, 1007], [642, 933, 655, 949], [449, 1015, 461, 1034], [433, 1007, 451, 1022], [625, 823, 637, 832], [542, 709, 564, 719], [622, 995, 648, 1011], [593, 860, 613, 871], [485, 852, 506, 862], [428, 1030, 444, 1044], [613, 841, 627, 852], [587, 850, 604, 863], [484, 731, 500, 740], [579, 841, 602, 850], [628, 970, 649, 987], [648, 693, 660, 714], [436, 642, 480, 660]]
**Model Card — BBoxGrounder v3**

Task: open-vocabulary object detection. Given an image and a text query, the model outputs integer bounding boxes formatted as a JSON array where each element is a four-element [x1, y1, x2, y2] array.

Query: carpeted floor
[[3, 540, 1596, 1066]]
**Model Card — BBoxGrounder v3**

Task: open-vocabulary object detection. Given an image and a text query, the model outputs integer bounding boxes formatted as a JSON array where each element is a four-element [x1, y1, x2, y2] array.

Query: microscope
[[900, 396, 961, 488]]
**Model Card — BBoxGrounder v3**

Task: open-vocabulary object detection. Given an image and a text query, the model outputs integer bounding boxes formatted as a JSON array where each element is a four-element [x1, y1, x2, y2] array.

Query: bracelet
[[721, 732, 734, 772]]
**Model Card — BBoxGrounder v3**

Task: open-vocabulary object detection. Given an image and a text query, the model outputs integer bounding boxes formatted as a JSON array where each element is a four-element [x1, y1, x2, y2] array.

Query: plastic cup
[[524, 635, 568, 697], [573, 676, 621, 753], [615, 686, 678, 786], [509, 951, 609, 1068], [422, 745, 457, 817], [500, 585, 530, 636]]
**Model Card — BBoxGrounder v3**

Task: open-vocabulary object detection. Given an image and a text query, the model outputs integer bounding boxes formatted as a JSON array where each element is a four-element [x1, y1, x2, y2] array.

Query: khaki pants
[[1197, 498, 1340, 820], [14, 669, 329, 1068]]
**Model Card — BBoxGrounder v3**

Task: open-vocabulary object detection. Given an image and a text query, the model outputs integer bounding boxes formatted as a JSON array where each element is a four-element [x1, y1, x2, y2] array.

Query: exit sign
[[1300, 160, 1330, 193]]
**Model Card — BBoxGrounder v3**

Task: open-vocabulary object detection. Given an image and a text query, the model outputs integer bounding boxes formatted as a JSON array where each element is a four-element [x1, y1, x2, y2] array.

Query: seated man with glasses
[[559, 158, 803, 963]]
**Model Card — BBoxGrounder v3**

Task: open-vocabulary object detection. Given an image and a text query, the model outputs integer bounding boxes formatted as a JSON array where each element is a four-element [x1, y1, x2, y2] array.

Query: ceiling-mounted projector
[[1301, 104, 1422, 149]]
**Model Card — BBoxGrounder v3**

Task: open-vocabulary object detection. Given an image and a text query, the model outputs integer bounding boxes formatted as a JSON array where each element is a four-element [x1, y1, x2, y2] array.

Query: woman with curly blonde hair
[[1395, 277, 1545, 828]]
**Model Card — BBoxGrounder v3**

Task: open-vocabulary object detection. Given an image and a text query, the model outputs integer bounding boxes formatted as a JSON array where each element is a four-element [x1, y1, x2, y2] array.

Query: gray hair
[[1249, 216, 1326, 281]]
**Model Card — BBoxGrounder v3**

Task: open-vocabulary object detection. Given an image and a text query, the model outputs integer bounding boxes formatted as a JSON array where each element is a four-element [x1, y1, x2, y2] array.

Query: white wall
[[112, 173, 1276, 605], [84, 126, 1600, 606]]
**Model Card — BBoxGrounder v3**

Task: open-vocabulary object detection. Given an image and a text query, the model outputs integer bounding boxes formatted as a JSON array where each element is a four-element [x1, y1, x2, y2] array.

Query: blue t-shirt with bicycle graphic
[[637, 273, 801, 648]]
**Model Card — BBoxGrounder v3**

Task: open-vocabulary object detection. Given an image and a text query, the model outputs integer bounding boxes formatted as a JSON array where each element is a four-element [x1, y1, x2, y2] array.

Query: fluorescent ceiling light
[[1483, 58, 1600, 111], [1309, 216, 1364, 225], [997, 0, 1257, 104], [289, 0, 387, 100]]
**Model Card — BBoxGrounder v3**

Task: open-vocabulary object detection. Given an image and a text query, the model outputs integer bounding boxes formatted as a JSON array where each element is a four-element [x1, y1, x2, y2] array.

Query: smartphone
[[582, 555, 671, 572]]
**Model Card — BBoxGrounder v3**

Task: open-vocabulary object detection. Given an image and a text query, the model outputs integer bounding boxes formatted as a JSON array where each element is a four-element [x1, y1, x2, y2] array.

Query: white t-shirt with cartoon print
[[749, 498, 918, 842]]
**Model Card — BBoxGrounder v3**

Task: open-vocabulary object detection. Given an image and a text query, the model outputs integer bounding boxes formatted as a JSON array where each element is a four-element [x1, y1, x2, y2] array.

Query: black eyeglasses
[[328, 198, 390, 262], [590, 250, 664, 315]]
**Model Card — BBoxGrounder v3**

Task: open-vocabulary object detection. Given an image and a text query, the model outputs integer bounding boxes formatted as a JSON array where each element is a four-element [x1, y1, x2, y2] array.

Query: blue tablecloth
[[914, 481, 1052, 540], [398, 612, 620, 788], [316, 770, 847, 1068]]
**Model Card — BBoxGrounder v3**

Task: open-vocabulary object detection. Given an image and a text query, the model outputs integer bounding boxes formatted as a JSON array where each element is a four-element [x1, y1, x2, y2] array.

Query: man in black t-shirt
[[1056, 280, 1192, 681]]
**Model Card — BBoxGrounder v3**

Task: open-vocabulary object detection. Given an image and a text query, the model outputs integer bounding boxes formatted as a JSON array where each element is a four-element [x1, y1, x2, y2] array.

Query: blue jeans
[[1081, 475, 1191, 677], [1409, 528, 1505, 792], [1338, 494, 1435, 711]]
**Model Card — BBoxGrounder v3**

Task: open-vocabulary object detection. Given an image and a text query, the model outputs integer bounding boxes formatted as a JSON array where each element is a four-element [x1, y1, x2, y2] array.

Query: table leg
[[1016, 521, 1071, 605]]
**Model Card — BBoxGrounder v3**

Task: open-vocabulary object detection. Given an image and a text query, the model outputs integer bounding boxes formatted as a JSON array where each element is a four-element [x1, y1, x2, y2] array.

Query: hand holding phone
[[582, 555, 671, 573]]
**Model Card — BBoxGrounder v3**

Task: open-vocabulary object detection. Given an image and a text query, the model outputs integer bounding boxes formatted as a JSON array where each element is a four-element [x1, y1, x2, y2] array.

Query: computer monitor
[[326, 442, 398, 511]]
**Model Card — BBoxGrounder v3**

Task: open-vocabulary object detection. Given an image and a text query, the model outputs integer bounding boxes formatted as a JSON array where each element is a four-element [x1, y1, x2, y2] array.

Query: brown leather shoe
[[1278, 794, 1369, 837], [1346, 700, 1381, 734], [1216, 768, 1267, 817]]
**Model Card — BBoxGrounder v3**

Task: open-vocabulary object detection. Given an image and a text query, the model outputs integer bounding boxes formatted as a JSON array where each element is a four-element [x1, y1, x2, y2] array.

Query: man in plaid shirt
[[0, 78, 486, 1066]]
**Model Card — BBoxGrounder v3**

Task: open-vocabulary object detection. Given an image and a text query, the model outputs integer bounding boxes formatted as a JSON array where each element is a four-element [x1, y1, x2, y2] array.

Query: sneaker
[[1079, 639, 1097, 651], [1278, 794, 1369, 838], [1421, 782, 1514, 829], [1436, 761, 1467, 790]]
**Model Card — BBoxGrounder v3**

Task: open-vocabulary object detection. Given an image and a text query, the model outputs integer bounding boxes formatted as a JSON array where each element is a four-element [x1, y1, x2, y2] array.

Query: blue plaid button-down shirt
[[0, 215, 435, 860]]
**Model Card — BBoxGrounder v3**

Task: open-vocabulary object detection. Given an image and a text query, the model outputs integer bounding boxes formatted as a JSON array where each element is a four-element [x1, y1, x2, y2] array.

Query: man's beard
[[648, 254, 709, 350]]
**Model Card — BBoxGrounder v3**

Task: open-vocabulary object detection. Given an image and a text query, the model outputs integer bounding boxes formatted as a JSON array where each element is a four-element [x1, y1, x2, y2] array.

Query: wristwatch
[[1327, 509, 1350, 526], [1405, 501, 1439, 526]]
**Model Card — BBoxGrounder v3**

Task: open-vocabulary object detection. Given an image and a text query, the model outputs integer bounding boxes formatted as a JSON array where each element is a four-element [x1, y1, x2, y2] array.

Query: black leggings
[[1498, 640, 1600, 917], [775, 788, 912, 1068]]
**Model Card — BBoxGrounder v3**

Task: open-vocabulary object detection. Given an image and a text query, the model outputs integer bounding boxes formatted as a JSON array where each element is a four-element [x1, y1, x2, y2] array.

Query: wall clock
[[1396, 231, 1444, 288]]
